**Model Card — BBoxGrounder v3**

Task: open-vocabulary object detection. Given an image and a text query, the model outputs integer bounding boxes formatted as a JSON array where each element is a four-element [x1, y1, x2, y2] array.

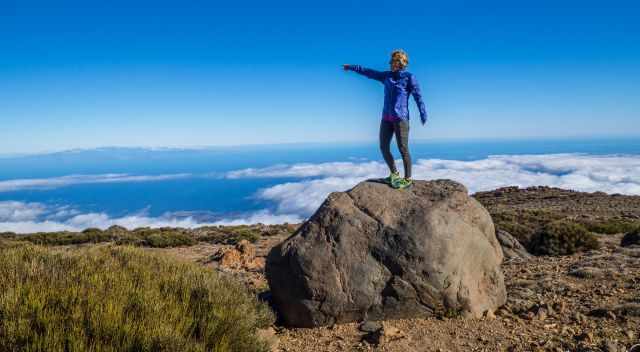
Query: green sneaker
[[392, 177, 413, 189], [384, 171, 401, 184]]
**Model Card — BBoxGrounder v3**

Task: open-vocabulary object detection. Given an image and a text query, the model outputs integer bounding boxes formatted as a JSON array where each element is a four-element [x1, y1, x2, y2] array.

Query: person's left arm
[[409, 74, 428, 125]]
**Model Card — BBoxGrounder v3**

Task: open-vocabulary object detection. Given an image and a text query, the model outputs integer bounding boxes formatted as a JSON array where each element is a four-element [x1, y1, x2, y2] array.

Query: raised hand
[[342, 64, 350, 71]]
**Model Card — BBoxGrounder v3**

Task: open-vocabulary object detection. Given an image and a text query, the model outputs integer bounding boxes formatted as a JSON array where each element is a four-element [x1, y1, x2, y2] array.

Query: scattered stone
[[602, 340, 622, 352], [614, 303, 640, 317], [589, 308, 616, 319], [576, 331, 594, 343], [568, 266, 604, 279], [496, 229, 532, 260], [361, 324, 405, 346], [484, 309, 496, 320], [535, 307, 548, 321], [572, 312, 587, 324], [358, 321, 382, 333], [215, 240, 265, 271], [219, 248, 243, 268]]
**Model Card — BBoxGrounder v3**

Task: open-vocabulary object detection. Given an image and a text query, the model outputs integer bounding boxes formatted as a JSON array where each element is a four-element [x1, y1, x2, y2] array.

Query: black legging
[[379, 119, 411, 178]]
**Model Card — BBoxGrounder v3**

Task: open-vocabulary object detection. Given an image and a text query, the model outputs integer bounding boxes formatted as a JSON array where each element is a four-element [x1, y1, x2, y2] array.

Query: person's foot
[[385, 171, 401, 184], [392, 177, 413, 189]]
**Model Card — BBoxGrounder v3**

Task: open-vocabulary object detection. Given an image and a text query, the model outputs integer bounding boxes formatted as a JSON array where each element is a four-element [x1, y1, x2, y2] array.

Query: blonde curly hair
[[390, 49, 409, 69]]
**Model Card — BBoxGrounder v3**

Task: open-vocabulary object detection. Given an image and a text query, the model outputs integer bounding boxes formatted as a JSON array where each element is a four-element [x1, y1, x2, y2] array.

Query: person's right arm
[[342, 64, 387, 83]]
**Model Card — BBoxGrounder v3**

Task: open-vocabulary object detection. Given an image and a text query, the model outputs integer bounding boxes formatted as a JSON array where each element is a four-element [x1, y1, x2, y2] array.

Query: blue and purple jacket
[[347, 65, 427, 124]]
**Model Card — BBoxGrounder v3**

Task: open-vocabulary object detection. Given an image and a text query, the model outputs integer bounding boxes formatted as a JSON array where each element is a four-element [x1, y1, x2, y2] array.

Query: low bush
[[16, 228, 196, 248], [126, 228, 196, 248], [621, 227, 640, 247], [0, 232, 16, 239], [0, 245, 274, 351], [490, 209, 564, 247], [579, 218, 640, 234], [197, 226, 262, 245], [18, 230, 115, 246], [530, 220, 600, 255]]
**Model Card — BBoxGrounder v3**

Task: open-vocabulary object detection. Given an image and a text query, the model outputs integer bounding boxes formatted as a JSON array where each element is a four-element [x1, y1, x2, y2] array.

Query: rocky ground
[[154, 231, 639, 352], [152, 185, 640, 352]]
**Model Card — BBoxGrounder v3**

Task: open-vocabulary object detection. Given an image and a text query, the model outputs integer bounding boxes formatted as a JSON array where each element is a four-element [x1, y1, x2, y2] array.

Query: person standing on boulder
[[343, 50, 427, 189]]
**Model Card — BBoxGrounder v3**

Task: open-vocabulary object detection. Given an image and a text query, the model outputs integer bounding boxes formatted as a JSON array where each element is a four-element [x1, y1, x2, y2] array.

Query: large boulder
[[266, 179, 506, 327]]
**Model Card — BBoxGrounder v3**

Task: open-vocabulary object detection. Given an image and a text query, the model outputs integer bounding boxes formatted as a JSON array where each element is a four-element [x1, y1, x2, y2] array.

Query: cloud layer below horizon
[[1, 153, 639, 233], [0, 173, 192, 193], [238, 153, 640, 216], [0, 201, 302, 234]]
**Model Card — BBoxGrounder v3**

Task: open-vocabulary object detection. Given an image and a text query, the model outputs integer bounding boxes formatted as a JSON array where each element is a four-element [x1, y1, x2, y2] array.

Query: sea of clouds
[[1, 153, 639, 233]]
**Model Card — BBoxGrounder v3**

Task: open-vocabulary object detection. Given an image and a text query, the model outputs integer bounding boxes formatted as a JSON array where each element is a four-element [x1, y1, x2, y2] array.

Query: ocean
[[1, 137, 639, 233]]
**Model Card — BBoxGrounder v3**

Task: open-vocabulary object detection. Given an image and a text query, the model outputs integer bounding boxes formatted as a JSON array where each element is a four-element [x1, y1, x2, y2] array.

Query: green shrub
[[621, 227, 640, 247], [144, 232, 195, 248], [17, 228, 196, 248], [0, 245, 274, 351], [490, 209, 564, 247], [0, 232, 16, 239], [130, 228, 197, 248], [579, 218, 640, 234], [197, 226, 261, 245], [530, 220, 600, 256], [18, 230, 115, 246]]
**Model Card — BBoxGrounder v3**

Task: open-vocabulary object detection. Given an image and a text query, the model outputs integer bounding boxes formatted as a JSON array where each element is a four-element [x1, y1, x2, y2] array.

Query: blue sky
[[1, 0, 639, 154]]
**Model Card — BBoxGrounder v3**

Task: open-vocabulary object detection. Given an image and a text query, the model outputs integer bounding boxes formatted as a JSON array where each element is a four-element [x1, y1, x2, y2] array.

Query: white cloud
[[225, 161, 384, 179], [0, 173, 192, 192], [0, 201, 302, 234], [0, 201, 48, 222], [210, 210, 302, 226], [3, 153, 640, 233], [229, 154, 640, 217]]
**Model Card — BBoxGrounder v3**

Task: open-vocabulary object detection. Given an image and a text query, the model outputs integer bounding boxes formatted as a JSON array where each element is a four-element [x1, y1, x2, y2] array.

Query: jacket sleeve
[[346, 65, 387, 83], [409, 74, 428, 122]]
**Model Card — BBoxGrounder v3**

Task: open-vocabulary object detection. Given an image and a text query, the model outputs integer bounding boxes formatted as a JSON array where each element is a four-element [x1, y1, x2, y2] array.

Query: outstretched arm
[[342, 64, 387, 83], [409, 74, 428, 125]]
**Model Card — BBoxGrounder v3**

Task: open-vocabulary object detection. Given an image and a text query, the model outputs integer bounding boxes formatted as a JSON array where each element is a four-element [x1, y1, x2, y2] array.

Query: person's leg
[[379, 120, 398, 174], [393, 120, 412, 179]]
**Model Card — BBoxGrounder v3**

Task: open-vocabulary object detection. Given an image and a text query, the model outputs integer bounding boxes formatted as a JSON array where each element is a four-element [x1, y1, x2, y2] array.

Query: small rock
[[361, 324, 405, 346], [496, 229, 532, 260], [576, 331, 594, 343], [484, 310, 496, 320], [236, 239, 256, 257], [536, 308, 548, 321], [219, 248, 243, 269], [382, 325, 405, 341], [553, 301, 566, 314], [572, 312, 587, 323], [359, 321, 382, 333], [589, 307, 615, 319], [569, 266, 604, 279], [602, 340, 621, 352]]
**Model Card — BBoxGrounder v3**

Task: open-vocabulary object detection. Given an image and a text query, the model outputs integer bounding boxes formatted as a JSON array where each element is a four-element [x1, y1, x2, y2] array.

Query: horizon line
[[2, 134, 639, 158]]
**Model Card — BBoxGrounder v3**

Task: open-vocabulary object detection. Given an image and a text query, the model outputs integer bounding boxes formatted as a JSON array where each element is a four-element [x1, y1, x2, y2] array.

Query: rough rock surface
[[496, 229, 532, 260], [266, 179, 506, 327]]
